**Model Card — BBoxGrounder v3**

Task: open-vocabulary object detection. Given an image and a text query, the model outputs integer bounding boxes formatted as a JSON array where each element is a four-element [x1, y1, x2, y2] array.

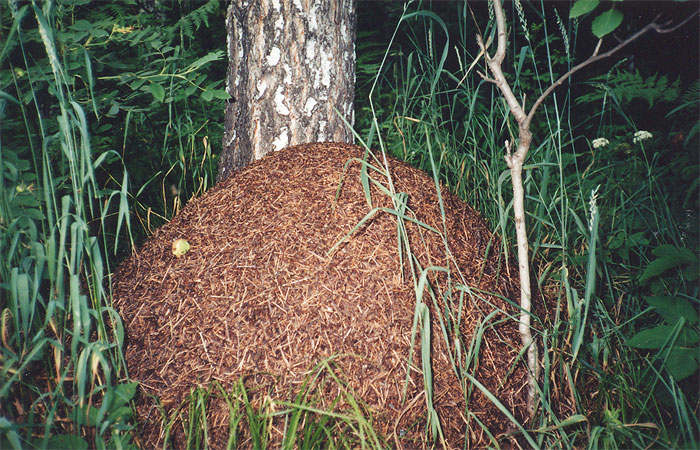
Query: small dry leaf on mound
[[112, 142, 529, 448]]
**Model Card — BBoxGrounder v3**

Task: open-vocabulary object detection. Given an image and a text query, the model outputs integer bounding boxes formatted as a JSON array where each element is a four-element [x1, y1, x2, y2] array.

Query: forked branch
[[475, 0, 697, 419]]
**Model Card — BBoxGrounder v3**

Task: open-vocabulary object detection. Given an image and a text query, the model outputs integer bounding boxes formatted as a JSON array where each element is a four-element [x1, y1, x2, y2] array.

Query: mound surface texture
[[113, 142, 527, 448]]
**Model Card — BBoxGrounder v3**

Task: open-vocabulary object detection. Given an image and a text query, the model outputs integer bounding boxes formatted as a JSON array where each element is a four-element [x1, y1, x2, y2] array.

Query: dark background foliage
[[1, 0, 697, 448]]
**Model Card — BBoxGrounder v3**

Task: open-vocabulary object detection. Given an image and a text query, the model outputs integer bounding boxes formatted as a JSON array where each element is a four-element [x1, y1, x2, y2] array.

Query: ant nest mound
[[113, 142, 528, 448]]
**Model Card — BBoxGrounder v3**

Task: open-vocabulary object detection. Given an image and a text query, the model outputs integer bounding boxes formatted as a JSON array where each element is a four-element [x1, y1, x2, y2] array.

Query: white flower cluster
[[592, 138, 609, 149], [633, 130, 653, 144]]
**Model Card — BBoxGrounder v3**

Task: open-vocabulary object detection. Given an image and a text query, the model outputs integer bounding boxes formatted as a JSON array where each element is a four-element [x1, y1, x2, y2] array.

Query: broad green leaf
[[111, 382, 138, 409], [201, 89, 214, 101], [89, 28, 109, 38], [683, 263, 699, 281], [627, 325, 699, 349], [129, 78, 146, 90], [645, 296, 699, 325], [653, 244, 696, 264], [149, 83, 165, 102], [188, 50, 224, 71], [665, 347, 699, 380], [106, 103, 120, 115], [107, 406, 133, 424], [630, 231, 649, 246], [70, 19, 93, 31], [212, 89, 231, 100], [592, 9, 623, 38], [640, 247, 695, 283], [76, 402, 101, 426], [570, 0, 599, 18]]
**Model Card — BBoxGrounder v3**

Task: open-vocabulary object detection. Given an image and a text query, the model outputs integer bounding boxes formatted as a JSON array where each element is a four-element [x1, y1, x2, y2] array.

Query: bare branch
[[484, 0, 527, 124], [476, 70, 497, 85], [652, 12, 698, 34], [469, 0, 697, 424], [491, 0, 508, 65]]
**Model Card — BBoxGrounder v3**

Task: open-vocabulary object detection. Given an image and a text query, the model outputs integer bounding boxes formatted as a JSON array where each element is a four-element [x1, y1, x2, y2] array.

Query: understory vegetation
[[1, 0, 698, 449]]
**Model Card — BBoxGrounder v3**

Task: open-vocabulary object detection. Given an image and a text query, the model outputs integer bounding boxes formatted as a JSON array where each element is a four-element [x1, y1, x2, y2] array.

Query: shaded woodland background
[[0, 0, 698, 448]]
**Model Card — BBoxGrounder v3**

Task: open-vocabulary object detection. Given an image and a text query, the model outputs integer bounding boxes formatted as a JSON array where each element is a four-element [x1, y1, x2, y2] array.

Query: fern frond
[[175, 0, 219, 40], [577, 69, 681, 108]]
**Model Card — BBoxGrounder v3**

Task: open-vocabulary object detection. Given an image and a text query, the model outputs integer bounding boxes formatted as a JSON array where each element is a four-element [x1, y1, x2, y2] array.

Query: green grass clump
[[1, 0, 224, 447], [157, 358, 386, 450]]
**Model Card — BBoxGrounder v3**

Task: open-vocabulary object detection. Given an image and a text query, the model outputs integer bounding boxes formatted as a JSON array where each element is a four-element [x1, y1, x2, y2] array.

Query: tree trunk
[[218, 0, 356, 181]]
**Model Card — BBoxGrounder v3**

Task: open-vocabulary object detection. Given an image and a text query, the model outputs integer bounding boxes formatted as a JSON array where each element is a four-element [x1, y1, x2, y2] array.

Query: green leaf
[[683, 263, 699, 281], [570, 0, 599, 18], [107, 406, 133, 425], [640, 257, 677, 283], [592, 9, 623, 38], [129, 78, 146, 91], [188, 50, 224, 71], [70, 19, 93, 31], [45, 435, 89, 450], [0, 90, 21, 105], [112, 382, 138, 408], [149, 83, 165, 102], [212, 89, 231, 100], [201, 89, 214, 101], [665, 347, 699, 380], [89, 28, 109, 38], [629, 231, 649, 246], [0, 417, 21, 450], [645, 296, 699, 325], [76, 402, 101, 426], [627, 325, 699, 349], [653, 244, 696, 263], [640, 246, 696, 284], [603, 407, 622, 426]]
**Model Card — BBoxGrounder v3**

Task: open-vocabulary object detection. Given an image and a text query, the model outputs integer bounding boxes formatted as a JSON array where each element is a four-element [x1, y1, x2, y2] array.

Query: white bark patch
[[293, 0, 303, 12], [225, 128, 236, 146], [225, 11, 232, 59], [266, 47, 281, 66], [256, 79, 268, 100], [319, 47, 332, 88], [304, 97, 317, 115], [317, 120, 327, 142], [274, 86, 290, 115], [274, 15, 284, 34], [272, 127, 289, 151], [307, 4, 318, 32], [305, 40, 316, 61], [282, 63, 292, 84], [271, 0, 281, 11]]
